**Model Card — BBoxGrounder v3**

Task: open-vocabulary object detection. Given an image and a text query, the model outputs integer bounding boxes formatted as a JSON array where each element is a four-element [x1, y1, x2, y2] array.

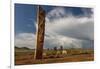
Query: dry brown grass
[[15, 49, 94, 65]]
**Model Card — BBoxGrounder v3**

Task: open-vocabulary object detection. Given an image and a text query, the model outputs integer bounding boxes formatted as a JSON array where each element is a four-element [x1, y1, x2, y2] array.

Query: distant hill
[[15, 46, 35, 52]]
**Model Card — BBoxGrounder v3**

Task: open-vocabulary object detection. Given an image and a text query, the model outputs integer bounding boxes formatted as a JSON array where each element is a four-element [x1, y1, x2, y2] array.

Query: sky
[[15, 4, 94, 49]]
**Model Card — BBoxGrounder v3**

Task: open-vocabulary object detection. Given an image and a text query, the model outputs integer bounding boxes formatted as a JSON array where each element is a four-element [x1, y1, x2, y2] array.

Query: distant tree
[[54, 47, 57, 51], [60, 45, 63, 54], [60, 45, 63, 50], [47, 48, 50, 51]]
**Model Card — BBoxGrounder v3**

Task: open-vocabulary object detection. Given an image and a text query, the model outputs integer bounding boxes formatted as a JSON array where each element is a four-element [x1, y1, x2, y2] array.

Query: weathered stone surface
[[34, 6, 45, 59]]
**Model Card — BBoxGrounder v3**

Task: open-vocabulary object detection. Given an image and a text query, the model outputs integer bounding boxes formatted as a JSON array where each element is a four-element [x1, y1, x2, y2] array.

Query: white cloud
[[45, 17, 93, 40], [44, 7, 94, 49], [45, 7, 94, 40], [47, 7, 66, 18], [44, 35, 83, 49], [15, 33, 36, 49], [46, 7, 72, 22]]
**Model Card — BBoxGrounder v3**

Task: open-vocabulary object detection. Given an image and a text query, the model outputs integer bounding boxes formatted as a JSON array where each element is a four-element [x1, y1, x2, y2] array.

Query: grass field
[[15, 47, 94, 65]]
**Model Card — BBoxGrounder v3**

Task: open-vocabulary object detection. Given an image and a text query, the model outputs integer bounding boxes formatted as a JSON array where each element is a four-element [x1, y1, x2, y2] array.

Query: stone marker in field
[[60, 46, 63, 54], [34, 6, 45, 59]]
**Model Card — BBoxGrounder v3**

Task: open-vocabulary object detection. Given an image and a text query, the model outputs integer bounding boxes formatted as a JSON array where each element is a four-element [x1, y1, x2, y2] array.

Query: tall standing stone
[[34, 6, 45, 59]]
